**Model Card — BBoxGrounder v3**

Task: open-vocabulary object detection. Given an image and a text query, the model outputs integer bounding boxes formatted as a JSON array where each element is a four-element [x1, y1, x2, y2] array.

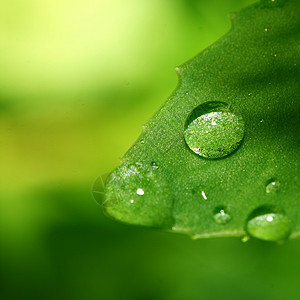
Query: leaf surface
[[100, 0, 300, 241]]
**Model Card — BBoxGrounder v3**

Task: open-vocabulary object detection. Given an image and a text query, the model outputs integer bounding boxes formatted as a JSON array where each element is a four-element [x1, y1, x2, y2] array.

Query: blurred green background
[[1, 0, 300, 299]]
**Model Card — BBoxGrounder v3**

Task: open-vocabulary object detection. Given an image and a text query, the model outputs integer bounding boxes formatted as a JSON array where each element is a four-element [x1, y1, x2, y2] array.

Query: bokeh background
[[1, 0, 300, 299]]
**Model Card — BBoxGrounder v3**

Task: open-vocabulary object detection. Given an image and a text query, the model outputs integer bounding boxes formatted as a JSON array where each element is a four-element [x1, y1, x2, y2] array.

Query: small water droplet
[[266, 179, 280, 194], [201, 191, 208, 200], [213, 207, 232, 225], [140, 140, 145, 144], [260, 119, 264, 123], [151, 162, 159, 169], [246, 205, 291, 241], [184, 101, 245, 159], [264, 28, 268, 31], [185, 91, 189, 95], [241, 235, 250, 243]]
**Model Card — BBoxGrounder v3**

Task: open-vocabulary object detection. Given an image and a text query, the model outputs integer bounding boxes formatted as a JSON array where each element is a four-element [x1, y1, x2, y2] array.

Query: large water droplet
[[184, 101, 244, 159], [246, 206, 291, 241], [266, 179, 280, 194], [213, 207, 232, 224], [103, 162, 174, 228]]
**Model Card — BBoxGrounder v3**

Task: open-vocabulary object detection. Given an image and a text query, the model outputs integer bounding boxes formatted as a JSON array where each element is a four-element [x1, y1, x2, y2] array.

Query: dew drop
[[241, 235, 250, 243], [103, 162, 174, 228], [246, 205, 291, 241], [151, 162, 159, 169], [184, 101, 245, 159], [213, 207, 232, 225], [266, 179, 280, 194]]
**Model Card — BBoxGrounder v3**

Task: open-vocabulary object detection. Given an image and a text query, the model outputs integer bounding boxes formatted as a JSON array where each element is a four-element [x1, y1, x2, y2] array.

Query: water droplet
[[103, 162, 174, 228], [184, 101, 245, 159], [264, 28, 268, 32], [241, 235, 250, 243], [266, 179, 280, 194], [246, 205, 291, 241], [260, 119, 264, 123], [213, 207, 232, 225], [151, 162, 159, 169]]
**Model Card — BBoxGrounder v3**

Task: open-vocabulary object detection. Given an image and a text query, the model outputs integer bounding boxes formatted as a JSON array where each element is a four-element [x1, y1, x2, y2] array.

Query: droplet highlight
[[136, 188, 144, 195], [246, 206, 291, 241], [213, 207, 232, 225], [184, 101, 244, 159], [201, 191, 208, 200]]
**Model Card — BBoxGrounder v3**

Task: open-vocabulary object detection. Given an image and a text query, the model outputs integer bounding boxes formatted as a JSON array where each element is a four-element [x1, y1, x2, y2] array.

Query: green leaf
[[99, 0, 300, 242]]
